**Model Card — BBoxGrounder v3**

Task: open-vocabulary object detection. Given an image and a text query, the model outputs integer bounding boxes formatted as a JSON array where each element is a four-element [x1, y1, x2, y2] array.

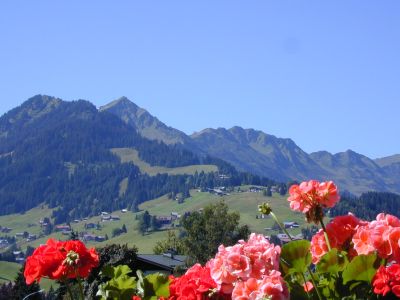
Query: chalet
[[95, 236, 106, 242], [83, 234, 97, 241], [156, 216, 173, 225], [218, 174, 230, 179], [277, 233, 303, 244], [101, 212, 109, 216], [207, 188, 228, 196], [28, 234, 37, 240], [85, 223, 96, 229], [283, 221, 300, 229], [136, 253, 187, 274], [171, 212, 180, 220], [249, 186, 264, 193], [121, 209, 128, 213], [0, 239, 9, 246], [16, 257, 25, 264], [62, 230, 72, 235], [101, 215, 111, 221], [15, 232, 24, 237], [1, 227, 12, 233], [111, 215, 120, 221], [55, 225, 71, 232], [73, 219, 80, 223]]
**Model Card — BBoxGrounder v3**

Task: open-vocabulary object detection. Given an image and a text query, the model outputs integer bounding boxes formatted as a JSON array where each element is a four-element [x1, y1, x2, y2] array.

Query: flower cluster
[[310, 213, 363, 263], [372, 264, 400, 297], [288, 180, 339, 223], [168, 264, 218, 300], [208, 233, 288, 300], [24, 238, 99, 284], [353, 213, 400, 262]]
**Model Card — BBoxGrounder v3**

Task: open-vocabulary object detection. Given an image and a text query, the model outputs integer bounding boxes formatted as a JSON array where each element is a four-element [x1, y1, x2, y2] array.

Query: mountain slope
[[191, 127, 399, 194], [99, 97, 400, 195], [191, 127, 327, 182], [99, 97, 202, 153], [0, 95, 274, 221]]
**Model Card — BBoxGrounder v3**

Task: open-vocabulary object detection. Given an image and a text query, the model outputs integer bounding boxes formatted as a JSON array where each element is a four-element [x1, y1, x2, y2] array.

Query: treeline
[[330, 191, 400, 220]]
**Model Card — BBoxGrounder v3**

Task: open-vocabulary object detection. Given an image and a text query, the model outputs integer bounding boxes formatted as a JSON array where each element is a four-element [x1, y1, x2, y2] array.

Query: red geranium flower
[[24, 238, 99, 284], [169, 264, 218, 300], [372, 264, 400, 297]]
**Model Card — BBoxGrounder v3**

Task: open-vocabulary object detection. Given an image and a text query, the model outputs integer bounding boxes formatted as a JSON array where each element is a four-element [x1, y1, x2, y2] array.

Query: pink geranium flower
[[288, 180, 340, 223]]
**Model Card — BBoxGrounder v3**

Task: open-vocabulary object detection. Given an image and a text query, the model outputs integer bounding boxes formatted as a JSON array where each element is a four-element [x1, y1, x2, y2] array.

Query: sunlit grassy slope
[[0, 261, 20, 284], [111, 147, 218, 175], [0, 188, 305, 254], [0, 187, 307, 290]]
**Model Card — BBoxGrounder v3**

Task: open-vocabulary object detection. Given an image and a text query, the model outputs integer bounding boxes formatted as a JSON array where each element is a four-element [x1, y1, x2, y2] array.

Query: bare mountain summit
[[100, 97, 202, 153]]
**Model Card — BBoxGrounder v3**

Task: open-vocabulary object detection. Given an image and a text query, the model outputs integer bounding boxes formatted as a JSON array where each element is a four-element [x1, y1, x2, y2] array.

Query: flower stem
[[77, 277, 85, 300], [270, 211, 293, 241], [271, 211, 323, 300], [65, 281, 74, 300], [319, 217, 332, 251]]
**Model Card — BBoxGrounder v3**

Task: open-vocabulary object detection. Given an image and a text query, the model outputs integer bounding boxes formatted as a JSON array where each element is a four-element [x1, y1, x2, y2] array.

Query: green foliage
[[316, 249, 349, 274], [153, 230, 186, 255], [11, 265, 42, 300], [139, 211, 151, 235], [342, 254, 379, 285], [85, 244, 138, 299], [331, 191, 400, 220], [97, 266, 171, 300], [181, 201, 250, 264], [280, 240, 311, 275], [136, 270, 171, 300], [97, 265, 137, 300]]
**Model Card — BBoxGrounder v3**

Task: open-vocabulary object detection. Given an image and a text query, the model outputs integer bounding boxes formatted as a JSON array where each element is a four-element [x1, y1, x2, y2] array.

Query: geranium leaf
[[141, 273, 171, 300], [342, 254, 378, 284], [280, 240, 311, 275], [101, 264, 132, 278], [97, 265, 137, 300], [317, 249, 348, 274]]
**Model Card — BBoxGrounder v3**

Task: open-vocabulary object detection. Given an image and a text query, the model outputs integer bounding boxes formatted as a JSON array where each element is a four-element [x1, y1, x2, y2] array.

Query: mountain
[[0, 95, 272, 221], [190, 127, 327, 182], [310, 150, 388, 195], [99, 97, 202, 153], [99, 97, 400, 195], [190, 127, 397, 194]]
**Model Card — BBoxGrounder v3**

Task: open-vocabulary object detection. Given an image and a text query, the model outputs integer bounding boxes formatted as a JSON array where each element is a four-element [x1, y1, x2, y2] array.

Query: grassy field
[[0, 261, 21, 284], [140, 189, 305, 234], [111, 147, 218, 175], [0, 205, 54, 237], [0, 187, 307, 288]]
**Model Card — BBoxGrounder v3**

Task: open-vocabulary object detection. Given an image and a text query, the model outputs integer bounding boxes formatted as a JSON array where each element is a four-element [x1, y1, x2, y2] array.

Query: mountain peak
[[99, 96, 139, 111], [100, 97, 200, 149]]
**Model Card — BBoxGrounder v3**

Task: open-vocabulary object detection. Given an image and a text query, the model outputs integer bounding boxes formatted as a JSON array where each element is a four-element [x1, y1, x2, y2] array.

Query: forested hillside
[[0, 95, 275, 222]]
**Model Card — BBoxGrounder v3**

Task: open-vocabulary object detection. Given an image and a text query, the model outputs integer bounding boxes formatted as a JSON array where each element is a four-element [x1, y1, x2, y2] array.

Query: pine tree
[[12, 266, 42, 300]]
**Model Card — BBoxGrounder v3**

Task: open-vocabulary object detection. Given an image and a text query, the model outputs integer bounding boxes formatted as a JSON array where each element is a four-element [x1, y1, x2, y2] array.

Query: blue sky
[[0, 1, 399, 158]]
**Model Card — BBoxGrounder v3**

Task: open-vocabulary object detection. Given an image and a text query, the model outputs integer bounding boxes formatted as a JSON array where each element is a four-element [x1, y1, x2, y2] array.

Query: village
[[0, 185, 302, 265]]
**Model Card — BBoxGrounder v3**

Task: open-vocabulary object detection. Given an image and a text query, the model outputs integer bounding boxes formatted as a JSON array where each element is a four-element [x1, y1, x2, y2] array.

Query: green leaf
[[342, 254, 378, 284], [136, 271, 171, 300], [317, 249, 349, 274], [101, 264, 133, 278], [97, 265, 137, 300], [280, 240, 312, 275], [144, 273, 171, 298]]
